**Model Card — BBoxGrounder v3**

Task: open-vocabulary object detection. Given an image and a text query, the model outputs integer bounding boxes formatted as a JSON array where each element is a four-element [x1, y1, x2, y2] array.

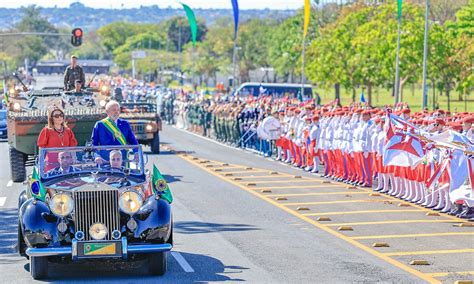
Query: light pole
[[421, 0, 430, 110]]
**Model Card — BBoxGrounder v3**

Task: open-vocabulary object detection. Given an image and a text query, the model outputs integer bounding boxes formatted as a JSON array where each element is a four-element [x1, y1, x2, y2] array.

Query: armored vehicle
[[120, 102, 162, 154], [7, 87, 107, 182]]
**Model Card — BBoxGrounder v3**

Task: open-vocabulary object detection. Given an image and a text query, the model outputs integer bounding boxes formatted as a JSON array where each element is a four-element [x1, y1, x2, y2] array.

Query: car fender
[[134, 196, 171, 242], [19, 199, 60, 247]]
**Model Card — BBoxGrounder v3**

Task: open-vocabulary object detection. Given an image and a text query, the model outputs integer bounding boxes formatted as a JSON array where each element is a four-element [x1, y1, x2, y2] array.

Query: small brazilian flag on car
[[29, 167, 47, 201], [152, 164, 173, 204]]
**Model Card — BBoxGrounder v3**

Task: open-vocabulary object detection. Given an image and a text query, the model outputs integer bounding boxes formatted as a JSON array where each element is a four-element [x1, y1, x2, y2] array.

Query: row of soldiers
[[173, 94, 474, 220]]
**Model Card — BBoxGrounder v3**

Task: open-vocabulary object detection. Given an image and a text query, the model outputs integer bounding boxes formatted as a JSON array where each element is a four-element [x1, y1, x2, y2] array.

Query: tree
[[165, 16, 208, 52], [97, 22, 160, 53]]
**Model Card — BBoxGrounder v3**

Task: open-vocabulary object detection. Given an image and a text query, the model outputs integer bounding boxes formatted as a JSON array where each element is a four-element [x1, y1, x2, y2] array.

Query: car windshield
[[121, 103, 155, 113], [38, 145, 145, 179]]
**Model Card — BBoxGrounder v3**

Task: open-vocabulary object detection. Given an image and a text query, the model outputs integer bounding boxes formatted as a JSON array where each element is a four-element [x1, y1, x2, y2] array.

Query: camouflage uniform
[[64, 65, 85, 90]]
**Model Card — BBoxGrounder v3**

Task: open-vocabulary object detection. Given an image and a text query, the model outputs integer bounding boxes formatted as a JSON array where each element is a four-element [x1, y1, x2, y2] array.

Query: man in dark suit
[[91, 100, 138, 164], [46, 151, 80, 177]]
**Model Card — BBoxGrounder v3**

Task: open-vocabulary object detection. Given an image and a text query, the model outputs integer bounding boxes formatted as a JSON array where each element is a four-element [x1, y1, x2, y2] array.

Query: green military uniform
[[64, 65, 85, 90]]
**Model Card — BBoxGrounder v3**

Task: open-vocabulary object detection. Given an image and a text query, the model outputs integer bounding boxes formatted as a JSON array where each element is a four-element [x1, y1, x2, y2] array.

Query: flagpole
[[394, 16, 401, 105], [301, 38, 305, 102], [192, 45, 196, 89], [421, 0, 430, 110], [232, 38, 237, 92]]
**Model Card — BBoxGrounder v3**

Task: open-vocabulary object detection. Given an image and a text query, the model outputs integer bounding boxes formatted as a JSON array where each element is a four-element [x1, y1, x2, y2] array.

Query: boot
[[275, 148, 282, 161], [425, 190, 439, 208], [441, 201, 452, 214], [433, 190, 446, 210], [284, 150, 292, 163]]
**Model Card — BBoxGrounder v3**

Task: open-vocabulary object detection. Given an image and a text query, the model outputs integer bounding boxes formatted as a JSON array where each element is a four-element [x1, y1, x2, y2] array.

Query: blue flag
[[231, 0, 239, 40], [360, 91, 366, 104]]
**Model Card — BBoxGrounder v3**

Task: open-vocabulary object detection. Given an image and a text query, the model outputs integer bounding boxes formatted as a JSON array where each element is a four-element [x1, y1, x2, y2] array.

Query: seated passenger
[[46, 151, 79, 177], [109, 150, 124, 170]]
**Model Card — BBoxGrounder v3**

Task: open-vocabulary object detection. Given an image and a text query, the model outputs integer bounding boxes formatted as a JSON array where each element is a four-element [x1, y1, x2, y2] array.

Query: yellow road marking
[[384, 249, 474, 257], [179, 155, 441, 283], [254, 184, 343, 190], [218, 169, 269, 174], [233, 175, 296, 180], [265, 192, 368, 197], [427, 271, 474, 277], [283, 199, 392, 206], [327, 220, 461, 227], [352, 232, 474, 240], [330, 180, 467, 223], [238, 179, 327, 184], [303, 209, 421, 216]]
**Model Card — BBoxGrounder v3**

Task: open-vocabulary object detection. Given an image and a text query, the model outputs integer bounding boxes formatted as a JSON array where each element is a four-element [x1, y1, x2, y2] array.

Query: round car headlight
[[101, 85, 108, 92], [146, 124, 153, 131], [49, 193, 74, 217], [99, 100, 106, 107], [119, 191, 143, 215], [89, 223, 108, 240]]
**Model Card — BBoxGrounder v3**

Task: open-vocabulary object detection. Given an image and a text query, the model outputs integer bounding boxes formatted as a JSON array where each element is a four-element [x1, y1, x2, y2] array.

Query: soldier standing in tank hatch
[[63, 55, 85, 91]]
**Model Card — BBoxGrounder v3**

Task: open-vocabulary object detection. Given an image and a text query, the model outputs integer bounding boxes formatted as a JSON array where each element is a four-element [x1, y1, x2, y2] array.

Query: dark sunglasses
[[52, 113, 64, 118]]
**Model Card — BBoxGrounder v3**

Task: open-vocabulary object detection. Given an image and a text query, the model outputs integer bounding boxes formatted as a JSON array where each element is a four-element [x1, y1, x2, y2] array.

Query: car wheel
[[151, 133, 160, 154], [30, 256, 48, 279], [18, 221, 28, 259], [9, 146, 26, 182], [149, 252, 167, 276]]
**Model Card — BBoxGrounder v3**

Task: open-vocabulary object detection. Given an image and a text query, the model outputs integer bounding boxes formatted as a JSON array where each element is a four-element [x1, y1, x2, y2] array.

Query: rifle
[[12, 72, 29, 92], [86, 69, 99, 88]]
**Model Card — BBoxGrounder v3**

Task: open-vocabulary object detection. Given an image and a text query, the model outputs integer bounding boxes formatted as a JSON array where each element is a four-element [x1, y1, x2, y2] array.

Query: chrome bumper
[[26, 237, 172, 260]]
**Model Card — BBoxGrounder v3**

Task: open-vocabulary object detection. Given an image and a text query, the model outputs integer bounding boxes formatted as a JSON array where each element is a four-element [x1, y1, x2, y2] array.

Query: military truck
[[7, 87, 107, 182], [120, 102, 162, 154]]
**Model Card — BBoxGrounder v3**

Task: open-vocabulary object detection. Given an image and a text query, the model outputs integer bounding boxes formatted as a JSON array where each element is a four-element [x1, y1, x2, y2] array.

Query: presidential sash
[[101, 118, 127, 145]]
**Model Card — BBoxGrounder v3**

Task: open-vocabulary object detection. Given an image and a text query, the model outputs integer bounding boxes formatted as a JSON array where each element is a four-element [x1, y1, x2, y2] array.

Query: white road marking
[[6, 180, 13, 187], [171, 251, 194, 273], [0, 197, 6, 206]]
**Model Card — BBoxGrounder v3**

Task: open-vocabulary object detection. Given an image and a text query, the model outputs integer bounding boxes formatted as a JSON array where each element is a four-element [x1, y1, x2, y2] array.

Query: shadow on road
[[37, 252, 247, 282], [174, 221, 259, 234], [0, 208, 23, 264], [162, 174, 182, 184]]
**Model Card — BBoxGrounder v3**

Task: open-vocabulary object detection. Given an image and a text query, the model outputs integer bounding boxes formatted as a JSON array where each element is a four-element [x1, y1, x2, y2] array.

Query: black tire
[[30, 256, 48, 279], [149, 252, 167, 276], [151, 133, 160, 154], [18, 221, 28, 258], [9, 146, 26, 182]]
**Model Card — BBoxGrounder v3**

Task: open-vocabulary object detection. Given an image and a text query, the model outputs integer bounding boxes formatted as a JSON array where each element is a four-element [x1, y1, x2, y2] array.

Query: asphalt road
[[1, 73, 472, 282], [1, 123, 473, 283]]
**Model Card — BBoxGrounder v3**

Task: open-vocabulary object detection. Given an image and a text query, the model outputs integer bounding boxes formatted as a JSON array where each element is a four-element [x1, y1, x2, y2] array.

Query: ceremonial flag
[[181, 3, 198, 47], [397, 0, 403, 20], [29, 167, 47, 201], [231, 0, 239, 40], [383, 112, 425, 167], [359, 91, 366, 104], [449, 150, 468, 192], [303, 0, 311, 38], [152, 164, 173, 203]]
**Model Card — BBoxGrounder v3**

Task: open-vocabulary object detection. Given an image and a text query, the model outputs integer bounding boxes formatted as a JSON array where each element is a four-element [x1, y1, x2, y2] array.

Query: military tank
[[7, 76, 108, 182]]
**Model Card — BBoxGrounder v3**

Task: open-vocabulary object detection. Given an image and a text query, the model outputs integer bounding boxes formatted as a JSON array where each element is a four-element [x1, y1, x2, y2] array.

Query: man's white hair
[[105, 100, 120, 111]]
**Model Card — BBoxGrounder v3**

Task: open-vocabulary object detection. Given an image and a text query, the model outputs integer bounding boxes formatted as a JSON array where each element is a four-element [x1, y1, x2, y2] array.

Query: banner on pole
[[231, 0, 239, 40], [303, 0, 311, 38], [181, 3, 198, 46]]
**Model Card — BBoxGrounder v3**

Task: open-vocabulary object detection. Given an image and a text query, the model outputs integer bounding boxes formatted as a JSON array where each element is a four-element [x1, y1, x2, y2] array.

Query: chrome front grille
[[131, 124, 144, 133], [73, 189, 120, 241]]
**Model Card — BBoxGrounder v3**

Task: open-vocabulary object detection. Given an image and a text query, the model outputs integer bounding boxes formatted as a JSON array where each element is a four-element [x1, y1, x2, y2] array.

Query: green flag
[[3, 93, 8, 105], [397, 0, 403, 20], [152, 164, 173, 203], [181, 3, 198, 47], [30, 167, 47, 201]]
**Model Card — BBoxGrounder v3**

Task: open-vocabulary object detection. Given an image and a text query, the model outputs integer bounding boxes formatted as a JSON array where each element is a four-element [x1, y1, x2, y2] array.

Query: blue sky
[[1, 0, 305, 9]]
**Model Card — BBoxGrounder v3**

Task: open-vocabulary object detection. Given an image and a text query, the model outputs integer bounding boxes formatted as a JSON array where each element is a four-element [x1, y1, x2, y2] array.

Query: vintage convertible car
[[17, 145, 173, 279]]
